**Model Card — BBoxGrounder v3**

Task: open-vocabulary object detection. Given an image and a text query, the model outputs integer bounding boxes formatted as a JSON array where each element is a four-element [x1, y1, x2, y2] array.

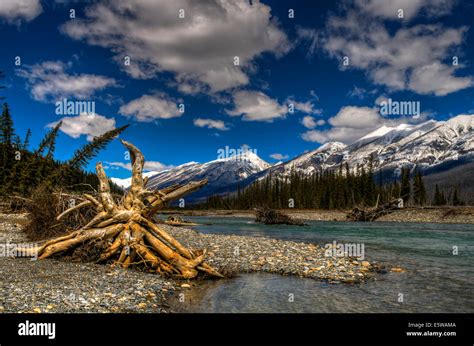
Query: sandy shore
[[170, 206, 474, 224]]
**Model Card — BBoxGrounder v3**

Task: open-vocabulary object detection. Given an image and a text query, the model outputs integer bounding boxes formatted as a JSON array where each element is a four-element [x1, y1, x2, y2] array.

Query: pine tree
[[22, 129, 31, 150], [452, 188, 463, 206], [35, 122, 62, 156], [433, 184, 446, 206], [413, 170, 426, 206], [0, 103, 16, 188], [400, 167, 411, 204], [67, 125, 129, 170]]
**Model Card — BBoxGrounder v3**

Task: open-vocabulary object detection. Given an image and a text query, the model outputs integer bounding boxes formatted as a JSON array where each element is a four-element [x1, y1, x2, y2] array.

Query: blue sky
[[1, 0, 474, 179]]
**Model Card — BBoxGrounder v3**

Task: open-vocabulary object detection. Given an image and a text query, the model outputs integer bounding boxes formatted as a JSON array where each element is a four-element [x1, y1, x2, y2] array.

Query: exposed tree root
[[19, 140, 224, 279]]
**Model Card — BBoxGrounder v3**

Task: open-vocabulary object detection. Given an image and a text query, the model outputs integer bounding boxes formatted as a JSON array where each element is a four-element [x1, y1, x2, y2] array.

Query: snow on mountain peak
[[111, 170, 160, 189], [210, 149, 270, 170], [317, 141, 347, 151], [444, 114, 474, 130]]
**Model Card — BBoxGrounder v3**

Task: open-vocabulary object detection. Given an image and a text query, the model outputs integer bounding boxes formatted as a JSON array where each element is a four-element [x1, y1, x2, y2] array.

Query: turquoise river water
[[174, 217, 473, 313]]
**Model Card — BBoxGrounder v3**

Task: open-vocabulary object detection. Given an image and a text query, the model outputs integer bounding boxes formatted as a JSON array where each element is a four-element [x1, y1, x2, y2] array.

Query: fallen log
[[346, 198, 404, 222], [165, 215, 200, 227], [254, 207, 305, 226]]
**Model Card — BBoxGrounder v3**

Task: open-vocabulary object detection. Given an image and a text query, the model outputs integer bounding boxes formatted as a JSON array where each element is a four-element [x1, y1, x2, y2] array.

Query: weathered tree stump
[[18, 140, 223, 279]]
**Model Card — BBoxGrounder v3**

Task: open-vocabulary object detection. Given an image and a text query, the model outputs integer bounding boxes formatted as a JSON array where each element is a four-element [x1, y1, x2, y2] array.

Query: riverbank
[[0, 213, 178, 313], [167, 206, 474, 224], [0, 213, 379, 313]]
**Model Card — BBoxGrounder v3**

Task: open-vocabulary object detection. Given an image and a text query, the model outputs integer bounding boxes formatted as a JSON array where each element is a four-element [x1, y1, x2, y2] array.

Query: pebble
[[391, 267, 405, 273]]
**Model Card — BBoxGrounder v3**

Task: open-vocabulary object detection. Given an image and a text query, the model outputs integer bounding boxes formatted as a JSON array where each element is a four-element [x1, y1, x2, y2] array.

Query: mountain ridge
[[113, 114, 474, 202]]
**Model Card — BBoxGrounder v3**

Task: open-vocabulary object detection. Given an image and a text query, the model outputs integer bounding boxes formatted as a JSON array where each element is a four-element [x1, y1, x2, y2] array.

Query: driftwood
[[17, 140, 223, 279], [165, 215, 200, 227], [254, 207, 305, 226], [346, 198, 404, 222]]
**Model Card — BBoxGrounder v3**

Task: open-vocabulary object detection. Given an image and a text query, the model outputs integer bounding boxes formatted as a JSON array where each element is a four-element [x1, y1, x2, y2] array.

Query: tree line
[[0, 102, 126, 197], [201, 161, 464, 210]]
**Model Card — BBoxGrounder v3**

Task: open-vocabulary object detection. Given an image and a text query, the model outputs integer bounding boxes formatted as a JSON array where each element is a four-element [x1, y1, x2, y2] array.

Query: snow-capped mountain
[[113, 114, 473, 202], [144, 150, 271, 201], [257, 114, 474, 182], [111, 170, 160, 189]]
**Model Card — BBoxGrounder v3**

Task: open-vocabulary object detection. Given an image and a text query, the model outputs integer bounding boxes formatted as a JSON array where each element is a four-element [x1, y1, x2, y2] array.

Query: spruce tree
[[0, 103, 16, 188], [413, 170, 426, 206], [400, 167, 411, 204], [22, 128, 32, 150], [452, 188, 462, 206], [433, 184, 447, 206]]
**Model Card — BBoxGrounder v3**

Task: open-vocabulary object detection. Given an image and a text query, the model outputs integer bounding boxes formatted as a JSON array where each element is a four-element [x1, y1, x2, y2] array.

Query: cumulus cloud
[[269, 153, 289, 160], [302, 115, 325, 129], [47, 112, 116, 141], [226, 90, 288, 122], [0, 0, 42, 23], [119, 94, 183, 122], [300, 0, 473, 96], [61, 0, 291, 94], [193, 118, 229, 131], [301, 105, 426, 144], [16, 61, 116, 102], [107, 160, 173, 172]]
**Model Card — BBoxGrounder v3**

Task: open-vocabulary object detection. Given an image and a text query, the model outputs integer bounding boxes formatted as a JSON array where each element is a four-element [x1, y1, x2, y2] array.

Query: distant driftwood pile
[[346, 198, 404, 222], [254, 207, 305, 226]]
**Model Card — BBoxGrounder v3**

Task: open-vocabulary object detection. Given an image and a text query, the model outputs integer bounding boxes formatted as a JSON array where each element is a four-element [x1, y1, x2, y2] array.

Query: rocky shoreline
[[0, 213, 382, 313]]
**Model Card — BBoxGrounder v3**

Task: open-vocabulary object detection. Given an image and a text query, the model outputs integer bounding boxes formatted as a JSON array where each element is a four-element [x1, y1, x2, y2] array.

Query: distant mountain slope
[[145, 151, 270, 202], [257, 114, 474, 182]]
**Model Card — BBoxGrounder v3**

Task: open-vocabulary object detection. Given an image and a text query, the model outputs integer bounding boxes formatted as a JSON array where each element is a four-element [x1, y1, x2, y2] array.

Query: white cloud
[[107, 161, 173, 172], [193, 118, 229, 131], [287, 98, 322, 115], [347, 86, 378, 99], [302, 115, 325, 129], [269, 153, 289, 160], [16, 61, 116, 102], [61, 0, 291, 94], [375, 95, 389, 105], [355, 0, 454, 20], [47, 112, 116, 141], [301, 1, 473, 96], [0, 0, 42, 23], [119, 94, 182, 122], [226, 90, 287, 122], [301, 105, 426, 144], [408, 62, 473, 96]]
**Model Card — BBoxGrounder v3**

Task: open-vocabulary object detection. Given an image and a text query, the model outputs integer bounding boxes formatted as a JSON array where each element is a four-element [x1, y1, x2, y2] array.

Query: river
[[173, 216, 474, 313]]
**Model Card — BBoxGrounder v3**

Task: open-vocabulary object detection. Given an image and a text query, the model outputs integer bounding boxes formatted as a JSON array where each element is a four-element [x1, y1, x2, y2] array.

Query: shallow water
[[176, 217, 474, 313]]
